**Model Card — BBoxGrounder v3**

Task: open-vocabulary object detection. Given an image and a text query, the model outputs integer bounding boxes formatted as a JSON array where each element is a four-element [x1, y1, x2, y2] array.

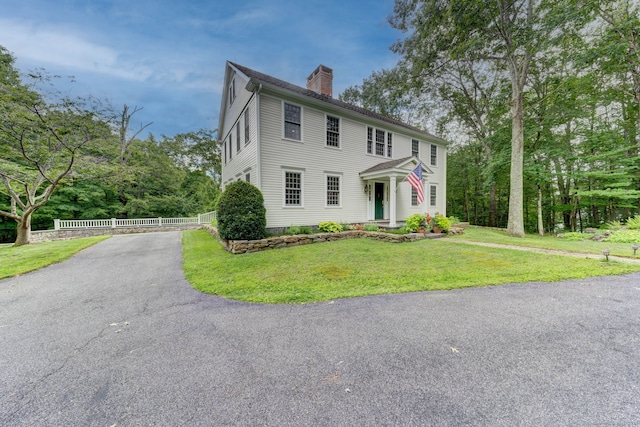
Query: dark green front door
[[375, 182, 384, 219]]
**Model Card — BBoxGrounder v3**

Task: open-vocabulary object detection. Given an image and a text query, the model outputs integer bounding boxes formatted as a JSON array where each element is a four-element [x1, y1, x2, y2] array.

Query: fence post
[[198, 214, 202, 224], [54, 219, 60, 231], [111, 218, 116, 229], [159, 217, 163, 227]]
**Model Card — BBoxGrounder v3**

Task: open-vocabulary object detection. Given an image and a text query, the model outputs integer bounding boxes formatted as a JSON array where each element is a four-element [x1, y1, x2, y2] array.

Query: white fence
[[54, 211, 216, 230]]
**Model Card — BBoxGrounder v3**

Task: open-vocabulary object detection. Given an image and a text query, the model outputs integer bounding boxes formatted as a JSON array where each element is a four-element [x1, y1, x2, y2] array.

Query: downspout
[[256, 83, 263, 190]]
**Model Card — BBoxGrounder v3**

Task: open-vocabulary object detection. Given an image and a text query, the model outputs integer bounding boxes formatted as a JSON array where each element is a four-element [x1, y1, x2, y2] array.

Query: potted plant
[[431, 213, 451, 234], [405, 213, 427, 233]]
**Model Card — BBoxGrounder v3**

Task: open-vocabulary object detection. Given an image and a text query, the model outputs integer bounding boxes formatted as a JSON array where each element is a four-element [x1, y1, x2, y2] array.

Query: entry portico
[[359, 157, 433, 228]]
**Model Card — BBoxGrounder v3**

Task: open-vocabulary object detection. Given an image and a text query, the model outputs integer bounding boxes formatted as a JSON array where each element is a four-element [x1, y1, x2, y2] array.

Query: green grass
[[182, 229, 640, 304], [0, 236, 110, 280], [451, 226, 640, 258]]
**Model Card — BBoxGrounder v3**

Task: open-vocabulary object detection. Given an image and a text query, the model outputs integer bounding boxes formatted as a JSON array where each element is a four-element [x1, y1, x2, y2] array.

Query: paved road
[[1, 232, 640, 426]]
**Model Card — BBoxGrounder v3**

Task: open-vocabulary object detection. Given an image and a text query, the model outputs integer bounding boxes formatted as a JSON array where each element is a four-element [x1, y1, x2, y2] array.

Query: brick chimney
[[307, 65, 333, 97]]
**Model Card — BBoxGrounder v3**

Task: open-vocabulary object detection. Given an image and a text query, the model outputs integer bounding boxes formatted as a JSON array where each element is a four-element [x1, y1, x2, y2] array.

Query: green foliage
[[604, 230, 640, 244], [626, 215, 640, 230], [606, 220, 622, 230], [448, 216, 461, 224], [318, 221, 343, 233], [217, 181, 266, 241], [288, 225, 311, 235], [559, 232, 590, 241], [405, 213, 426, 232], [432, 214, 451, 232], [364, 223, 380, 232]]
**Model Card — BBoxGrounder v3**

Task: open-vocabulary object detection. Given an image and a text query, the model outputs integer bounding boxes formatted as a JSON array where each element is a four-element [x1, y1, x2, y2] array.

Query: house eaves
[[231, 62, 449, 146]]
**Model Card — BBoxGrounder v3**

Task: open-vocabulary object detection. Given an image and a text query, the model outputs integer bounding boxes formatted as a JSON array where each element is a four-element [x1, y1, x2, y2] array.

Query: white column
[[54, 219, 60, 231], [389, 175, 397, 227]]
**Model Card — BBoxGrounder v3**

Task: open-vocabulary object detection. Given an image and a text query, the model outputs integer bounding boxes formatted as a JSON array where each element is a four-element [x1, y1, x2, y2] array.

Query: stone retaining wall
[[30, 225, 202, 243], [200, 225, 443, 254]]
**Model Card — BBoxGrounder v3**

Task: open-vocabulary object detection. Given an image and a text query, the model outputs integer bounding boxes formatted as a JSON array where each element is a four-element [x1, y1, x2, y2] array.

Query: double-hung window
[[236, 123, 241, 153], [326, 115, 340, 148], [244, 112, 250, 145], [411, 188, 419, 206], [228, 135, 232, 160], [375, 129, 385, 156], [284, 171, 302, 206], [430, 144, 438, 166], [284, 103, 301, 141], [228, 78, 236, 105], [326, 175, 340, 206], [430, 184, 438, 207], [367, 126, 393, 158], [412, 139, 419, 157]]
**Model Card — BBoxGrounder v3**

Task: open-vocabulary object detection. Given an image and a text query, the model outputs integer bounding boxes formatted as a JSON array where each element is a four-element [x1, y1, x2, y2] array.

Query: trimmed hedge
[[217, 181, 266, 241]]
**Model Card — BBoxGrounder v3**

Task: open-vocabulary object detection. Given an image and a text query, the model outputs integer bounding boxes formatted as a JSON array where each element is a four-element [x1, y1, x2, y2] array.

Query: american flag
[[406, 163, 424, 205]]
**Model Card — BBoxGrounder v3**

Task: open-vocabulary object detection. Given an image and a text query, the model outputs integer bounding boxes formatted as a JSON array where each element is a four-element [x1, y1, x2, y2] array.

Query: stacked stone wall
[[30, 225, 202, 243], [200, 225, 444, 254]]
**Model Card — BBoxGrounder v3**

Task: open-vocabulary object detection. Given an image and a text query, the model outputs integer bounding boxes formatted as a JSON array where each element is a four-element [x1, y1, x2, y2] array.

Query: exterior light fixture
[[602, 249, 610, 261]]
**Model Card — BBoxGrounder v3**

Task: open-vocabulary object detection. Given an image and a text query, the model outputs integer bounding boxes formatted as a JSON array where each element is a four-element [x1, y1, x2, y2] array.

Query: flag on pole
[[406, 163, 424, 205]]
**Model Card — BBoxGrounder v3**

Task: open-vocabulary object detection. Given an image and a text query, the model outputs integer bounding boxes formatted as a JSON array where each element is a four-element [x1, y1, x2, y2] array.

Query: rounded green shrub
[[217, 181, 266, 241], [318, 221, 343, 233]]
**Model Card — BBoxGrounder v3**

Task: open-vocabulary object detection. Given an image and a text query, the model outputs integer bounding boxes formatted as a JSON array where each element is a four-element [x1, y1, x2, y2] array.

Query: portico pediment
[[359, 156, 433, 181]]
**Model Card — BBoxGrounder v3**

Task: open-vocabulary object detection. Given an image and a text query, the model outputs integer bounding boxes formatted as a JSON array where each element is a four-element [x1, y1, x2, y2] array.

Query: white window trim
[[324, 173, 342, 208], [282, 168, 305, 208], [325, 114, 341, 149], [429, 184, 438, 207], [282, 101, 303, 142], [244, 111, 250, 145]]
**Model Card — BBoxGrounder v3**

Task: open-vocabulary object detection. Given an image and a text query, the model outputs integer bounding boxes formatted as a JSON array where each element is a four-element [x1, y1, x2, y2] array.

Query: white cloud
[[0, 19, 152, 81]]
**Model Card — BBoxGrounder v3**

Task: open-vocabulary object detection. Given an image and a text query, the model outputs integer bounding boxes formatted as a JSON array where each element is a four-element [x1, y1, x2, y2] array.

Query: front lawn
[[182, 229, 640, 304], [0, 236, 110, 280], [451, 226, 640, 258]]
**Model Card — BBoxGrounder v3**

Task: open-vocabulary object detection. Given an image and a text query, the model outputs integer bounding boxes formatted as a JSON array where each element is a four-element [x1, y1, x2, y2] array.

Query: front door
[[375, 182, 384, 219]]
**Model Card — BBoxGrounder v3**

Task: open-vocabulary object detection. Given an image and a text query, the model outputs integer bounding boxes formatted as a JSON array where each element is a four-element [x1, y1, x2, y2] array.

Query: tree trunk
[[14, 215, 31, 247], [489, 182, 497, 228], [537, 183, 544, 237], [507, 83, 525, 237]]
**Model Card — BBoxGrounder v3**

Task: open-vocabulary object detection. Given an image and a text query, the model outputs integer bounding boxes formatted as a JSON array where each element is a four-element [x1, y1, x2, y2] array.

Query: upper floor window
[[284, 103, 301, 141], [228, 135, 232, 160], [244, 112, 250, 145], [326, 115, 340, 148], [367, 126, 393, 158], [430, 144, 438, 166], [236, 123, 241, 153], [412, 139, 419, 157], [228, 78, 236, 105], [326, 175, 341, 206], [223, 141, 227, 165], [284, 171, 302, 206], [375, 129, 385, 156]]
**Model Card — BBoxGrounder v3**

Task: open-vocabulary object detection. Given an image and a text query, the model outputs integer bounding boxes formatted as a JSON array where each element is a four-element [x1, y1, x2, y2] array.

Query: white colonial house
[[218, 61, 449, 232]]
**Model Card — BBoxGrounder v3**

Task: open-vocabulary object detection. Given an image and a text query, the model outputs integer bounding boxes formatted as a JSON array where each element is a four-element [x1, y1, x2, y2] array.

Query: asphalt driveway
[[1, 231, 640, 426]]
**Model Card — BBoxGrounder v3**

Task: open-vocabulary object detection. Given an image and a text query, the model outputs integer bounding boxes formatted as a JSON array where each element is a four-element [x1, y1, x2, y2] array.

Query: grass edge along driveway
[[182, 229, 640, 304], [0, 236, 110, 280]]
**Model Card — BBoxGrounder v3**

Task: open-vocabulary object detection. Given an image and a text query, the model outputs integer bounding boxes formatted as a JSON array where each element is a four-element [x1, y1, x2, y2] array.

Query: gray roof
[[230, 62, 444, 143], [360, 157, 414, 174]]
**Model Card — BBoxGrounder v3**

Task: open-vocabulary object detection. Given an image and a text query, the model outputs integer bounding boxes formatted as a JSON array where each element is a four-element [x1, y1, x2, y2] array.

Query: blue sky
[[1, 0, 402, 138]]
